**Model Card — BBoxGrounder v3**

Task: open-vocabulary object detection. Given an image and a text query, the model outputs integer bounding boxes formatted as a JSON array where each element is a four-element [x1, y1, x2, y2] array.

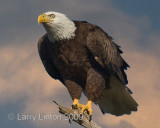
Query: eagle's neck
[[43, 20, 76, 42]]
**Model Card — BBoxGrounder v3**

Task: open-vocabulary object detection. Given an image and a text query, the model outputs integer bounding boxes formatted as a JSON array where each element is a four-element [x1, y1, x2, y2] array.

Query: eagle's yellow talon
[[80, 100, 92, 120], [72, 99, 84, 109], [72, 99, 92, 120]]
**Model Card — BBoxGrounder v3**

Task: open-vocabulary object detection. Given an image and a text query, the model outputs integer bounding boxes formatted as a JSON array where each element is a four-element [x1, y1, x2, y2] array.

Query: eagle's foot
[[71, 99, 84, 109], [71, 99, 92, 121], [80, 100, 92, 121]]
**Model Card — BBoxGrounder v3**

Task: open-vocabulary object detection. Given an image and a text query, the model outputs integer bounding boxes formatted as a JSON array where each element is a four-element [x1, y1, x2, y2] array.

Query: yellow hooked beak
[[38, 14, 51, 24]]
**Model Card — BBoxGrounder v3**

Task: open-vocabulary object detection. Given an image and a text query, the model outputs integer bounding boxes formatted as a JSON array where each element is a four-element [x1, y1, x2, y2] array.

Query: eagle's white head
[[38, 11, 76, 42]]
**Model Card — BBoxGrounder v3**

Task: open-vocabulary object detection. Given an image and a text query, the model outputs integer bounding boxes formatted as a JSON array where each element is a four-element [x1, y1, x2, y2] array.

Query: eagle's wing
[[86, 26, 130, 86], [38, 34, 64, 84], [87, 26, 138, 115]]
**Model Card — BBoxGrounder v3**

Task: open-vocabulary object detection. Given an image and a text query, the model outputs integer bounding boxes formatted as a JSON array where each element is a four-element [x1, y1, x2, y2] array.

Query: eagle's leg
[[80, 100, 92, 121], [82, 68, 105, 121]]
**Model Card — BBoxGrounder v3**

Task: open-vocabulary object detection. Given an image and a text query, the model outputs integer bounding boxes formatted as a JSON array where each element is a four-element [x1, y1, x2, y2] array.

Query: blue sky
[[113, 0, 160, 30], [0, 0, 160, 128]]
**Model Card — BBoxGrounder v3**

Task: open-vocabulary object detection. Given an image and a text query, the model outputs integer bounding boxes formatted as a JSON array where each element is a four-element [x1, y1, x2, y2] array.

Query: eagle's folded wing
[[86, 26, 130, 86]]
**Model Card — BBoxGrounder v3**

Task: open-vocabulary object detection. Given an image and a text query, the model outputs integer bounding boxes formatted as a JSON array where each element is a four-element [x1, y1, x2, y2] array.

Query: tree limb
[[53, 101, 102, 128]]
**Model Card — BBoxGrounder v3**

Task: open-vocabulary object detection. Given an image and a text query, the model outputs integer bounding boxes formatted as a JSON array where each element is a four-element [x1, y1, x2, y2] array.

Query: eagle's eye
[[49, 14, 55, 18]]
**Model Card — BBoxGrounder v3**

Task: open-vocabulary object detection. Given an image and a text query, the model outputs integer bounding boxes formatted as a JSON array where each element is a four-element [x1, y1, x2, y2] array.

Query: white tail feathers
[[98, 75, 138, 116]]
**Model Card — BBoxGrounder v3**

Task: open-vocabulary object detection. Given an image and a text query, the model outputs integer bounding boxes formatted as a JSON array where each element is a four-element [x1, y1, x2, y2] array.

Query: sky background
[[0, 0, 160, 128]]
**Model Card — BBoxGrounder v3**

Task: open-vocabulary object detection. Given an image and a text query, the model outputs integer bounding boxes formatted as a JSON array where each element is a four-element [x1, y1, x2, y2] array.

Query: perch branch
[[53, 101, 102, 128]]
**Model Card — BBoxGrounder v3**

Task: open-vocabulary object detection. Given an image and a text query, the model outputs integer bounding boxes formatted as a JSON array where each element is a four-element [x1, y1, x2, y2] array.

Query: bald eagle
[[37, 11, 138, 120]]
